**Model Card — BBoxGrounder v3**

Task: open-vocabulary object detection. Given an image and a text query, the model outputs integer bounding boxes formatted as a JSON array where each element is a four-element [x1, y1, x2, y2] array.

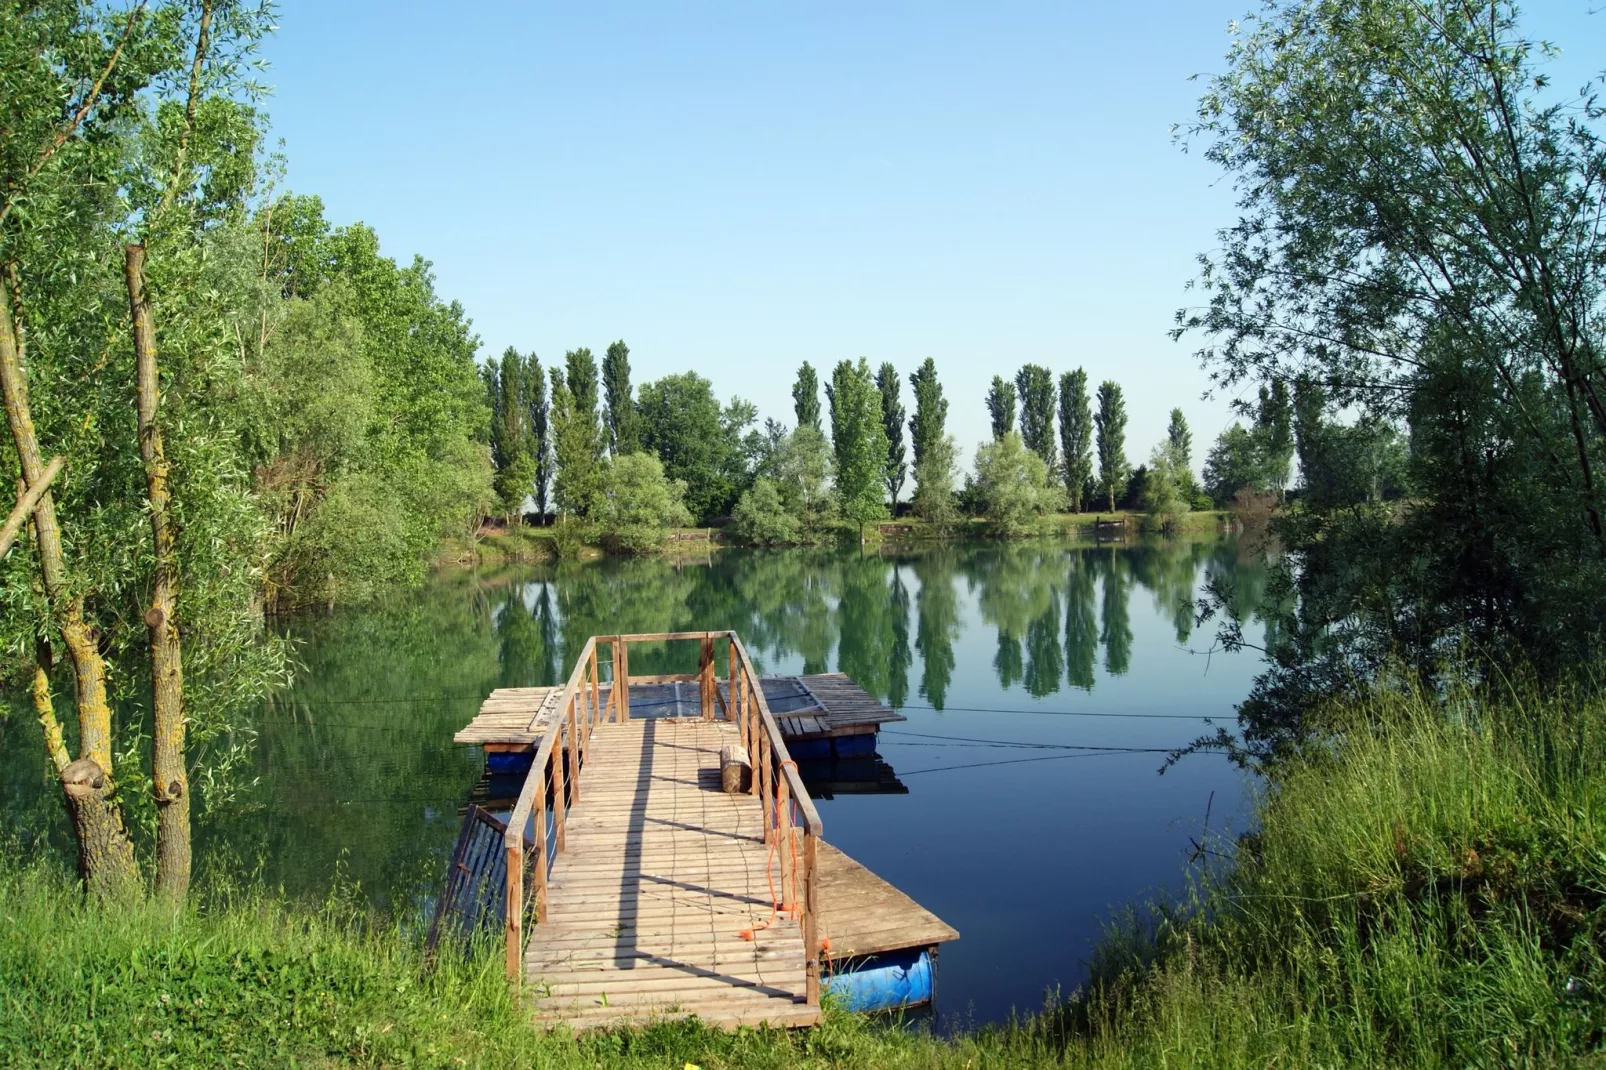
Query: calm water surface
[[1, 535, 1274, 1027]]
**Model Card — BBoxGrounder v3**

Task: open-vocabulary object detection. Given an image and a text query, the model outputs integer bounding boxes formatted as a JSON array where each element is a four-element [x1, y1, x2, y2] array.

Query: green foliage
[[1142, 445, 1190, 535], [526, 353, 552, 517], [1094, 381, 1128, 512], [1179, 0, 1606, 727], [986, 375, 1016, 439], [486, 348, 537, 516], [244, 199, 494, 607], [875, 362, 907, 507], [826, 358, 891, 534], [1203, 423, 1267, 505], [771, 424, 835, 529], [595, 452, 692, 554], [1059, 369, 1093, 512], [912, 434, 960, 528], [1165, 409, 1191, 472], [636, 372, 754, 522], [1294, 375, 1411, 508], [791, 361, 821, 433], [1015, 364, 1058, 472], [601, 339, 638, 456], [1253, 380, 1293, 499], [7, 671, 1603, 1067], [907, 357, 948, 470], [972, 432, 1065, 536], [729, 477, 801, 547], [549, 358, 605, 519]]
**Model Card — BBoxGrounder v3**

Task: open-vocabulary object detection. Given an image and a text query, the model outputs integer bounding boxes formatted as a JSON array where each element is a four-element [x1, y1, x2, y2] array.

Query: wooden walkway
[[524, 718, 817, 1029], [486, 631, 955, 1032]]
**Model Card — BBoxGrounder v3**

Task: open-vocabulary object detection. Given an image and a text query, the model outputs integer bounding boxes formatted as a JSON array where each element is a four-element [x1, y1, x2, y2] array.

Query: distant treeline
[[483, 351, 1277, 544]]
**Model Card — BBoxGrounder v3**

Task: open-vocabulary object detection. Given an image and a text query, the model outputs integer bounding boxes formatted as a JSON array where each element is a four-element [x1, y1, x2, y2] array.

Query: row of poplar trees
[[986, 368, 1133, 512]]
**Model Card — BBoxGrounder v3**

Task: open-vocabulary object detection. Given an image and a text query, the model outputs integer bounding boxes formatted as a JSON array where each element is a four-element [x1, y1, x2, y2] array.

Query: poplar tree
[[1094, 380, 1128, 512], [1254, 379, 1294, 500], [488, 348, 535, 518], [1167, 407, 1193, 470], [908, 358, 948, 468], [551, 357, 605, 518], [792, 361, 822, 432], [986, 376, 1016, 439], [826, 358, 890, 538], [1059, 368, 1093, 511], [527, 352, 552, 518], [602, 339, 638, 455], [875, 362, 907, 508], [1015, 364, 1058, 471], [908, 358, 955, 524]]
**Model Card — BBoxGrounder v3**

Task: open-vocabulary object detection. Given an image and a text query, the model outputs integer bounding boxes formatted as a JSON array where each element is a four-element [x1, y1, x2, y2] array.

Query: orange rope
[[738, 759, 803, 940]]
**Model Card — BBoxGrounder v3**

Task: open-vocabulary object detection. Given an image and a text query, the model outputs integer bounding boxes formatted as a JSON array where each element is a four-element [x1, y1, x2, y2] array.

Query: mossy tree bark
[[0, 276, 141, 897], [126, 244, 190, 899]]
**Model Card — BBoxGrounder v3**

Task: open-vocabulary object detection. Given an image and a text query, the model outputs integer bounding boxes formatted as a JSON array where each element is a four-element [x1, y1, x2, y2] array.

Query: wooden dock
[[476, 631, 954, 1032], [455, 673, 904, 754]]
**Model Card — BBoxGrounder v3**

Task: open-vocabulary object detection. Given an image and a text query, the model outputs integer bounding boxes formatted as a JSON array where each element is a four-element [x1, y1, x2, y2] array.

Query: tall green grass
[[3, 673, 1604, 1067]]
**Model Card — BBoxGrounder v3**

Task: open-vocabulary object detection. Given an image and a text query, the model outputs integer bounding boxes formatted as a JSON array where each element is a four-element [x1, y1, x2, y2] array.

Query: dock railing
[[500, 631, 825, 1005]]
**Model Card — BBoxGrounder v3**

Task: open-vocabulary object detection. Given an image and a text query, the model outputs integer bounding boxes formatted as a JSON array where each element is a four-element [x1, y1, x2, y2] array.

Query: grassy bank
[[5, 672, 1599, 1067]]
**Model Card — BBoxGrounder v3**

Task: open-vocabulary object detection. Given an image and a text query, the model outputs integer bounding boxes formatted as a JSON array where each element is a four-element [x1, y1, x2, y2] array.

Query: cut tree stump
[[720, 744, 752, 793]]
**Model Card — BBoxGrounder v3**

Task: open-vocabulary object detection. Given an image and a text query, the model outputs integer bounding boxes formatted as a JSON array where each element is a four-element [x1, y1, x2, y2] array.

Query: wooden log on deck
[[719, 744, 751, 793]]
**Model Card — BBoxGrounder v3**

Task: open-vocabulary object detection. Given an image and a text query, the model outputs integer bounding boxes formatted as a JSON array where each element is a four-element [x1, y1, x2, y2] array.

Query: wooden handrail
[[500, 630, 823, 1005]]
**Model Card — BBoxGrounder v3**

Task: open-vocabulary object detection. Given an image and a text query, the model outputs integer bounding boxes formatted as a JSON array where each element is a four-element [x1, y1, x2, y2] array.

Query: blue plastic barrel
[[822, 947, 933, 1011]]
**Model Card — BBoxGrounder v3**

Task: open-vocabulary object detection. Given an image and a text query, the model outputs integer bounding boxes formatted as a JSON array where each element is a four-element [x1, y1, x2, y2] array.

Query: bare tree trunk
[[126, 244, 189, 900], [0, 276, 140, 895]]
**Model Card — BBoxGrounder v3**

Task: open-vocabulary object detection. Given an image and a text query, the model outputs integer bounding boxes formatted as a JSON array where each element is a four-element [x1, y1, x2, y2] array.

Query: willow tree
[[0, 0, 280, 897], [1178, 0, 1606, 738]]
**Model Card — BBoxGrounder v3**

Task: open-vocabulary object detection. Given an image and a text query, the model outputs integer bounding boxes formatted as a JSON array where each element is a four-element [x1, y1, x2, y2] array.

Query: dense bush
[[729, 478, 801, 547], [595, 453, 693, 554]]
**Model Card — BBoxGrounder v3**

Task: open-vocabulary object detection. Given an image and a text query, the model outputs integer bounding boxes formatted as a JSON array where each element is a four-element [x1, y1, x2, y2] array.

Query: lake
[[0, 534, 1273, 1027]]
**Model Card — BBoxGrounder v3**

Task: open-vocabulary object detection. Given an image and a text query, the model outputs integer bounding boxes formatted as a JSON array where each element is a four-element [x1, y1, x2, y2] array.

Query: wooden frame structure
[[500, 631, 826, 1007]]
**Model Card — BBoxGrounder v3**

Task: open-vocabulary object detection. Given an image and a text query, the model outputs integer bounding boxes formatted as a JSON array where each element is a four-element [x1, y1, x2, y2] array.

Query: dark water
[[0, 535, 1274, 1026]]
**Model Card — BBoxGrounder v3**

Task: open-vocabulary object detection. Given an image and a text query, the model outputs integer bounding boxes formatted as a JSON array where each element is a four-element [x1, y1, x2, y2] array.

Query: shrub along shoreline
[[3, 670, 1598, 1067]]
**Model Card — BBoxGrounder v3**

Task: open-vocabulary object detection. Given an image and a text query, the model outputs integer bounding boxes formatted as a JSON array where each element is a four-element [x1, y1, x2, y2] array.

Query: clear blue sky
[[261, 1, 1602, 476]]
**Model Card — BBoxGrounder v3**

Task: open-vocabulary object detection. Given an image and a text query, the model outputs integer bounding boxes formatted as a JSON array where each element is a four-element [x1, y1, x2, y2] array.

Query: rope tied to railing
[[738, 758, 804, 940]]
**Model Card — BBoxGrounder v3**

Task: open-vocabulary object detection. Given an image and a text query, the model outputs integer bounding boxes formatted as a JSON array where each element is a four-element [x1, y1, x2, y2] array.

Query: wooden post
[[699, 634, 715, 721], [727, 639, 738, 722], [505, 841, 522, 986], [618, 641, 631, 719], [566, 693, 580, 805], [551, 725, 567, 854], [589, 645, 602, 727], [803, 833, 820, 1003], [758, 729, 773, 845], [533, 775, 549, 923]]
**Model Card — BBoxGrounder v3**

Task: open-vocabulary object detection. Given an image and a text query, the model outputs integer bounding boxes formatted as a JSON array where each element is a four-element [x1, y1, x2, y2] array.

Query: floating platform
[[454, 673, 904, 759]]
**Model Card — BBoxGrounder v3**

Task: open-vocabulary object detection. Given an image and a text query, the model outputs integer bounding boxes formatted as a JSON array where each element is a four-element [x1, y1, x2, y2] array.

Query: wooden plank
[[812, 841, 958, 958]]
